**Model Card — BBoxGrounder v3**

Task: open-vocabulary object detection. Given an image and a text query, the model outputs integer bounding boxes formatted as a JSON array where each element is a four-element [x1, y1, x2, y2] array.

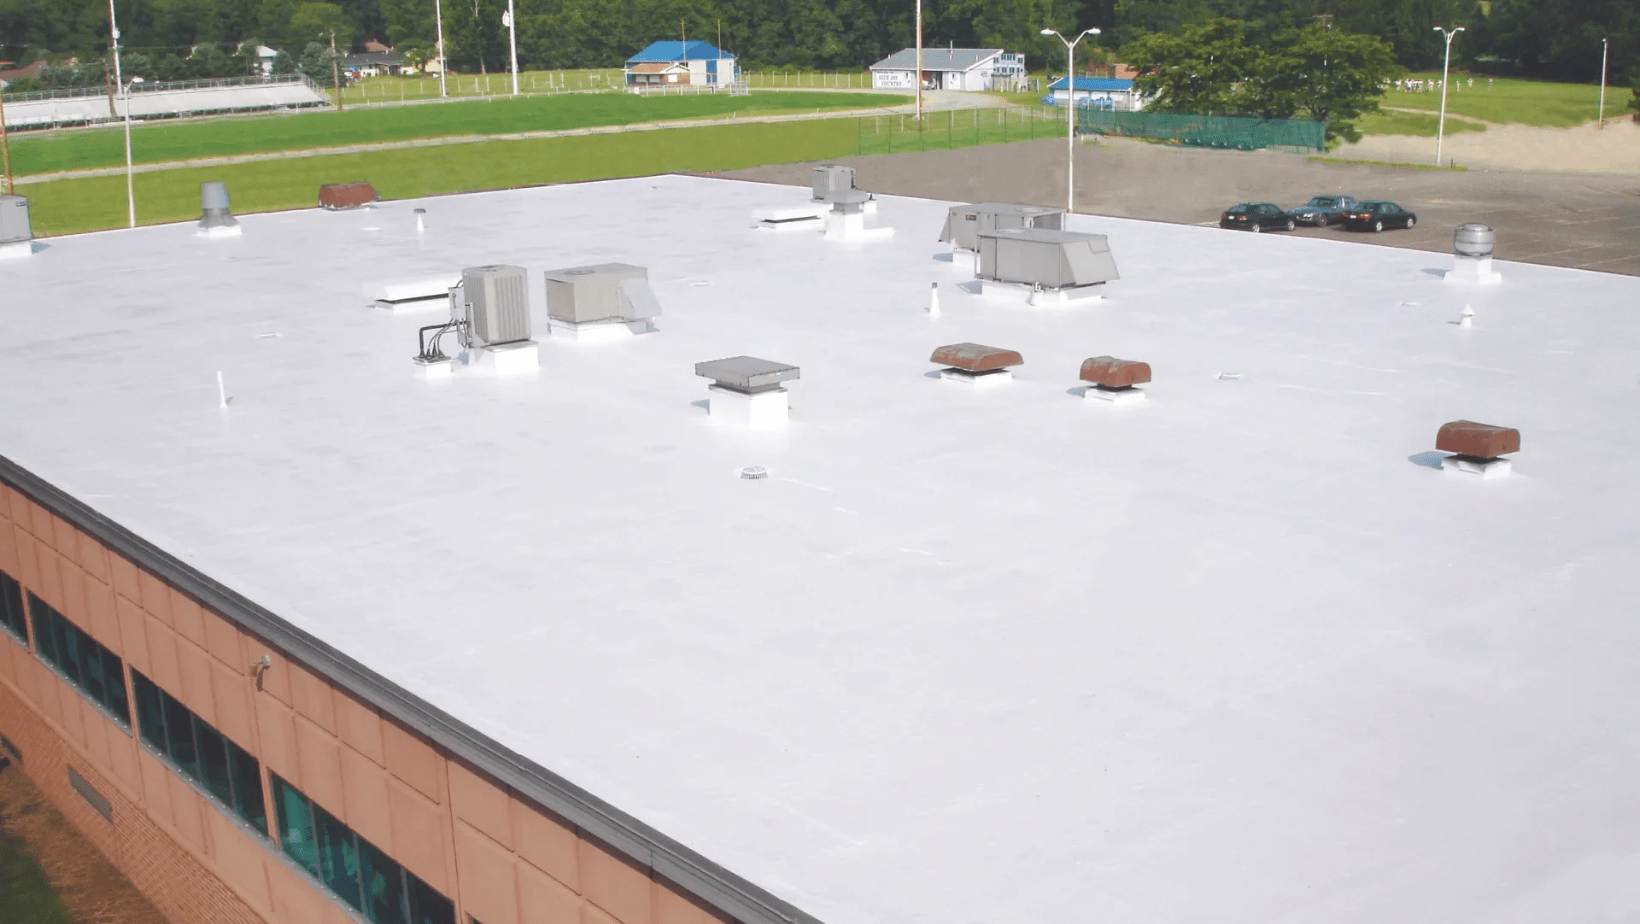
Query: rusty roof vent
[[320, 182, 378, 211], [931, 342, 1021, 385], [1436, 420, 1519, 479], [1080, 356, 1150, 405]]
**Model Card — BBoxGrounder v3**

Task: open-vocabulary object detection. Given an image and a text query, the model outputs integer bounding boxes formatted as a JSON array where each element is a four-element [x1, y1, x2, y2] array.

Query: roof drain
[[197, 182, 241, 238], [1446, 223, 1501, 285], [695, 357, 799, 428], [543, 263, 661, 342]]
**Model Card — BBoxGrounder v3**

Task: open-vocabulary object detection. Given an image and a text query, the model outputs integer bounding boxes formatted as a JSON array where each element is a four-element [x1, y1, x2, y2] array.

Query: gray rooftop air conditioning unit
[[812, 165, 857, 202], [543, 263, 660, 325], [1, 195, 33, 245], [940, 203, 1064, 252], [458, 265, 532, 347], [199, 182, 238, 231], [976, 229, 1118, 290]]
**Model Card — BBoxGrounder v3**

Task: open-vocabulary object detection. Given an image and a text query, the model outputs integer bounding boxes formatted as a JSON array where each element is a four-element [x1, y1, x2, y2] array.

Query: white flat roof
[[6, 175, 1640, 924]]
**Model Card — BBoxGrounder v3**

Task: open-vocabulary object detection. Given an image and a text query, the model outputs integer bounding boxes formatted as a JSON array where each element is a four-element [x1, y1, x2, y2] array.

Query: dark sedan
[[1220, 202, 1295, 233], [1341, 201, 1418, 232], [1288, 195, 1360, 226]]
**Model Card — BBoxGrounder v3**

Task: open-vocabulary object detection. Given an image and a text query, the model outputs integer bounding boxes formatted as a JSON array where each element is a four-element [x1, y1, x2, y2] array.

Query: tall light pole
[[503, 0, 518, 95], [1598, 37, 1608, 127], [122, 76, 143, 228], [1433, 25, 1464, 166], [1041, 26, 1100, 213], [915, 0, 922, 119], [434, 0, 448, 97]]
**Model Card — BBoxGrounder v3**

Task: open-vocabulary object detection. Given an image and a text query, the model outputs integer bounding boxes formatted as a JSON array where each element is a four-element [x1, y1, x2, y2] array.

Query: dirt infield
[[725, 135, 1640, 276], [1338, 117, 1640, 175]]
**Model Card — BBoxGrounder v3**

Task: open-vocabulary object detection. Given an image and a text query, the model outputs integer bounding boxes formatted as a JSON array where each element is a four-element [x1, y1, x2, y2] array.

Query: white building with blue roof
[[1045, 75, 1145, 110], [625, 40, 738, 87]]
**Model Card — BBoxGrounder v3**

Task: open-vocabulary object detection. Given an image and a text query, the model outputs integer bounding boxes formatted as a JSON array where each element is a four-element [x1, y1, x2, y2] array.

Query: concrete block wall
[[0, 478, 740, 924]]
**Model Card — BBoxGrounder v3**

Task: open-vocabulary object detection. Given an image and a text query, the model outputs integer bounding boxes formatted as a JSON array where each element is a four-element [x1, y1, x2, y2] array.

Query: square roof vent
[[812, 165, 857, 201]]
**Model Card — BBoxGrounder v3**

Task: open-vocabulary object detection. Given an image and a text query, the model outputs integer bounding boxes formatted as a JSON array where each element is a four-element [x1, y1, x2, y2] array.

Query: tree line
[[0, 0, 1632, 88]]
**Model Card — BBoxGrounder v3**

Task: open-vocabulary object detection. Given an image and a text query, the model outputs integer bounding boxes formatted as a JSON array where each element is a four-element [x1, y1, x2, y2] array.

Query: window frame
[[27, 592, 131, 728], [129, 670, 269, 837], [0, 569, 27, 644]]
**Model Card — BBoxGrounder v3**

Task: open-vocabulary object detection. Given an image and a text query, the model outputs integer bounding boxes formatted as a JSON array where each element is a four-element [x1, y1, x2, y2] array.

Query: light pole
[[122, 76, 143, 228], [1432, 25, 1464, 166], [434, 0, 448, 97], [915, 0, 922, 119], [503, 0, 518, 95], [1041, 26, 1100, 213], [1598, 37, 1608, 127]]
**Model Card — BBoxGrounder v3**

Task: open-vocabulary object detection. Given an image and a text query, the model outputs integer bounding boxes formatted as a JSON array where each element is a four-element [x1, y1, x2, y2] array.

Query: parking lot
[[726, 136, 1640, 276]]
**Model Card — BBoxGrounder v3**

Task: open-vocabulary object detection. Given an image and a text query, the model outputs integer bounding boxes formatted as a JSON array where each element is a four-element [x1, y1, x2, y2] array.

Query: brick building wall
[[0, 478, 739, 924]]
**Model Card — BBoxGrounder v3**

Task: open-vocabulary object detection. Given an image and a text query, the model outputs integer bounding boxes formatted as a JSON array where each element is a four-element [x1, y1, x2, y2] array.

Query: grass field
[[1358, 108, 1487, 137], [0, 832, 74, 924], [7, 91, 905, 176], [24, 117, 861, 235], [858, 106, 1066, 155], [1383, 74, 1604, 126], [340, 69, 623, 104]]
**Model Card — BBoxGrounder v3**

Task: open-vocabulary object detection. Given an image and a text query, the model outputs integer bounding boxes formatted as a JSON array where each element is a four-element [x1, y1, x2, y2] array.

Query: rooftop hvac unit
[[458, 265, 531, 346], [543, 263, 660, 324], [812, 165, 857, 201], [976, 228, 1118, 290], [0, 195, 32, 245], [940, 203, 1064, 251]]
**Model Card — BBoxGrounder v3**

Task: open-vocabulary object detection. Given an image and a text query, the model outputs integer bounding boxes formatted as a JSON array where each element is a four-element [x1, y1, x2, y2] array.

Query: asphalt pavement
[[725, 136, 1640, 276]]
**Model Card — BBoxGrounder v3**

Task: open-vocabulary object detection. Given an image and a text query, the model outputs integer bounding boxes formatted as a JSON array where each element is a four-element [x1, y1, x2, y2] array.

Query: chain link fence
[[1075, 109, 1325, 152], [857, 106, 1067, 155]]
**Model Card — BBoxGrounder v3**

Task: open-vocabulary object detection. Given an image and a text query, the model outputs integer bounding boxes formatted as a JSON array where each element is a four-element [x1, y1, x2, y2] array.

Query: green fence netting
[[857, 107, 1068, 155], [1075, 110, 1325, 152]]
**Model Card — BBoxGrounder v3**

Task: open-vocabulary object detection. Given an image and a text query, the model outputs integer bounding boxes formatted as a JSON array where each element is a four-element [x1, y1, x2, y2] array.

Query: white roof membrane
[[3, 175, 1639, 924]]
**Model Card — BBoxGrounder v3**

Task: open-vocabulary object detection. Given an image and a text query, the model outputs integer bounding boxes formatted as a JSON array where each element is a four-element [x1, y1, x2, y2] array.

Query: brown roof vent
[[320, 182, 378, 211], [1080, 356, 1150, 404], [931, 342, 1021, 385], [1436, 420, 1519, 478]]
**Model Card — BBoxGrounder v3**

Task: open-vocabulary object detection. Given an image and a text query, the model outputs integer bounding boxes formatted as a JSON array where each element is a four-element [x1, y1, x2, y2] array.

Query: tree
[[290, 1, 358, 50], [298, 39, 339, 85], [1122, 18, 1269, 115], [270, 48, 298, 74], [1257, 27, 1404, 141]]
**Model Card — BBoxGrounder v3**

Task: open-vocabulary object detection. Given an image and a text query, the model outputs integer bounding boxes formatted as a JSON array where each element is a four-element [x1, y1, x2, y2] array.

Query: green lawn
[[7, 91, 905, 177], [340, 69, 624, 104], [1358, 108, 1487, 137], [1383, 74, 1604, 127], [0, 833, 74, 924], [24, 117, 862, 236]]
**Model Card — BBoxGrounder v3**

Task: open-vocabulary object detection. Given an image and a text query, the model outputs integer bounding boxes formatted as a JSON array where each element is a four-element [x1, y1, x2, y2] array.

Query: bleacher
[[2, 74, 330, 130]]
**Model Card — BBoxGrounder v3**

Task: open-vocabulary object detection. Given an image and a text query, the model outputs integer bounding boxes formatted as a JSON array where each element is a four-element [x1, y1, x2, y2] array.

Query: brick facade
[[0, 479, 739, 924]]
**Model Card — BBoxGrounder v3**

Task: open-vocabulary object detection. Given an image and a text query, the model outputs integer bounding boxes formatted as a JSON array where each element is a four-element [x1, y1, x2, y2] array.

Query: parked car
[[1288, 195, 1359, 226], [1219, 202, 1295, 232], [1342, 201, 1418, 232]]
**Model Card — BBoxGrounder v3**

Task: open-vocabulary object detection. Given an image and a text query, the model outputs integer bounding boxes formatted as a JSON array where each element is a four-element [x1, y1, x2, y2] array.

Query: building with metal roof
[[1044, 75, 1144, 110], [868, 48, 1023, 91], [624, 41, 737, 87]]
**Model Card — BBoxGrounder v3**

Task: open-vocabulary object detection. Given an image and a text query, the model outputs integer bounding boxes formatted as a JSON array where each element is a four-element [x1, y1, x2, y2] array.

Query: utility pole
[[0, 89, 14, 196], [1432, 26, 1463, 166], [503, 0, 518, 95], [328, 29, 345, 110], [1313, 13, 1334, 30], [434, 0, 447, 97], [1598, 37, 1608, 127], [915, 0, 923, 119], [106, 0, 122, 119]]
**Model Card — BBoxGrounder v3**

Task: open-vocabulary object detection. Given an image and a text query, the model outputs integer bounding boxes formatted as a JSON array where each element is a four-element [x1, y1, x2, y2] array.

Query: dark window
[[130, 671, 268, 835], [27, 594, 129, 725], [271, 775, 454, 924], [0, 570, 26, 643]]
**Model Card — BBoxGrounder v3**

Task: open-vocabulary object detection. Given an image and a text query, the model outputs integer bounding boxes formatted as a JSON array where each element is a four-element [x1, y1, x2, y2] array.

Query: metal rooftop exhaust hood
[[1080, 356, 1150, 405], [197, 182, 240, 237], [1447, 223, 1501, 285], [320, 182, 378, 210], [930, 342, 1022, 385], [812, 165, 857, 202], [1436, 420, 1519, 479]]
